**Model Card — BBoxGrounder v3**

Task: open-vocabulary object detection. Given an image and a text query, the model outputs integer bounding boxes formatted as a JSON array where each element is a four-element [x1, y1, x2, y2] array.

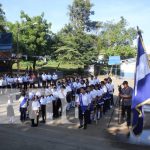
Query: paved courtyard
[[0, 76, 150, 150]]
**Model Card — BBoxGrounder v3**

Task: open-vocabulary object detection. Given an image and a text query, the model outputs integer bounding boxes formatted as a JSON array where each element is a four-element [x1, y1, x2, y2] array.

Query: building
[[120, 58, 136, 79], [120, 55, 150, 79], [0, 33, 12, 72]]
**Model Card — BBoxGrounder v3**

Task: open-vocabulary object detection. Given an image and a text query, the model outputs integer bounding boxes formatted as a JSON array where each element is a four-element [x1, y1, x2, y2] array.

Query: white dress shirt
[[52, 74, 58, 80], [40, 97, 47, 105], [32, 101, 40, 111], [58, 89, 67, 99], [76, 93, 90, 106], [89, 79, 95, 85], [90, 89, 97, 99], [42, 74, 47, 81], [96, 89, 103, 97]]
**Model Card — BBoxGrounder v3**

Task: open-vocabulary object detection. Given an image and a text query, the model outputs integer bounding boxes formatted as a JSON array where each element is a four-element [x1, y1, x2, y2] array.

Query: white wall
[[120, 61, 136, 78]]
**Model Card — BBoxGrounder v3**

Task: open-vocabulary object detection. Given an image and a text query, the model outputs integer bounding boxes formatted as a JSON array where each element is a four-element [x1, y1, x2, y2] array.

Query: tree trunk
[[33, 58, 36, 71]]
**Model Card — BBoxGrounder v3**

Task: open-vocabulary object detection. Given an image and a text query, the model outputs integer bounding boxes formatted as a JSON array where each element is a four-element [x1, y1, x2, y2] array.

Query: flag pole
[[137, 26, 142, 39]]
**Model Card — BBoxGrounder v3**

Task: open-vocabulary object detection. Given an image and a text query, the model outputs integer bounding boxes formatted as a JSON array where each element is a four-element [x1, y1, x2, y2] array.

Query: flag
[[132, 35, 150, 136]]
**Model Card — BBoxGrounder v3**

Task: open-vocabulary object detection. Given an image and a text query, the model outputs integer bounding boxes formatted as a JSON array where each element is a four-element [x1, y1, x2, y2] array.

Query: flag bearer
[[119, 81, 133, 127]]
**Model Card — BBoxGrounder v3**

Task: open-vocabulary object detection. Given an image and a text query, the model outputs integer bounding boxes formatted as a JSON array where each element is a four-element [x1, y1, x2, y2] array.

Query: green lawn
[[12, 61, 83, 70]]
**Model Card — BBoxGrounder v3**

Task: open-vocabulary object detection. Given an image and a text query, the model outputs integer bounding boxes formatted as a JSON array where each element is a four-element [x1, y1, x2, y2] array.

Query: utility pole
[[16, 23, 20, 75]]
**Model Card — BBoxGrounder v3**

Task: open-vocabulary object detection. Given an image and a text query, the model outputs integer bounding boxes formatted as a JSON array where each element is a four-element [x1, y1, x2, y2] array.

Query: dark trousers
[[53, 100, 61, 118], [42, 81, 46, 88], [53, 80, 57, 86], [20, 107, 27, 121], [31, 115, 39, 127], [87, 109, 91, 124], [19, 83, 23, 89], [78, 106, 88, 127], [29, 83, 34, 88], [47, 80, 51, 87], [121, 105, 131, 126], [110, 94, 114, 106], [97, 104, 103, 118], [23, 82, 28, 90], [103, 100, 107, 114], [41, 105, 46, 122]]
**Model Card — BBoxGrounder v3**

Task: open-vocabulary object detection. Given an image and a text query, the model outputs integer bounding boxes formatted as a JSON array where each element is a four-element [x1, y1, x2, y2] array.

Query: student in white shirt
[[66, 84, 72, 111], [40, 96, 47, 123], [19, 95, 28, 122], [52, 72, 58, 85], [28, 91, 34, 100], [76, 79, 81, 94], [23, 75, 29, 90], [95, 85, 103, 119], [89, 76, 95, 85], [0, 77, 3, 94], [101, 80, 108, 114], [46, 95, 54, 119], [42, 72, 47, 88], [57, 85, 67, 116], [76, 87, 90, 129], [31, 97, 40, 127], [89, 85, 97, 121], [18, 76, 23, 89], [86, 86, 92, 124], [52, 87, 60, 118], [14, 76, 18, 88], [29, 76, 34, 88], [47, 73, 52, 87], [35, 90, 41, 98], [94, 76, 100, 85], [108, 78, 114, 106]]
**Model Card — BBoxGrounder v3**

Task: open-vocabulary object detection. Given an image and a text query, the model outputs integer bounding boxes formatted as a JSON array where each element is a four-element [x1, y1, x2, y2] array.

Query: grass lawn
[[12, 60, 84, 75]]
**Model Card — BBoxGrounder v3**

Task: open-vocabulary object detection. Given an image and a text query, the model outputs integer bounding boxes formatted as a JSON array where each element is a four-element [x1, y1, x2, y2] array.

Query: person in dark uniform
[[119, 81, 133, 127]]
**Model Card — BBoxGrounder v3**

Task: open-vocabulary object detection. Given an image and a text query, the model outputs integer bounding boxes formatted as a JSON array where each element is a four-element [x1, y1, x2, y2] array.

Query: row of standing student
[[0, 72, 58, 92], [18, 76, 114, 128], [76, 78, 114, 129]]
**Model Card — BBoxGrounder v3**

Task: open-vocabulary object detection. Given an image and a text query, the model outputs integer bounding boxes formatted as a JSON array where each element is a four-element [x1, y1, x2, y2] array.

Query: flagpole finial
[[137, 26, 142, 39]]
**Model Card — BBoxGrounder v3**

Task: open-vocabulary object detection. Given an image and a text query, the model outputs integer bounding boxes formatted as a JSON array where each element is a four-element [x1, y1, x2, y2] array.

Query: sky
[[1, 0, 150, 53]]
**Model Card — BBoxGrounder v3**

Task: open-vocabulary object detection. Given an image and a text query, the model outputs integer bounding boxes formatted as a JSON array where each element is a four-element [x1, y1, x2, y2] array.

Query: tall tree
[[68, 0, 101, 32], [99, 17, 137, 59], [0, 3, 6, 32], [55, 0, 100, 66], [8, 11, 52, 70]]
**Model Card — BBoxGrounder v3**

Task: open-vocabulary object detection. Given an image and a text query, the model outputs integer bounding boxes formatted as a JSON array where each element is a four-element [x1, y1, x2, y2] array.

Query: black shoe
[[83, 125, 87, 129], [78, 125, 83, 129]]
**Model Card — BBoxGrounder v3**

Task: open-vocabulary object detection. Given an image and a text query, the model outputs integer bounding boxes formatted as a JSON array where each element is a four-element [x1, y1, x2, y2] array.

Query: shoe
[[83, 125, 87, 129], [78, 125, 83, 129]]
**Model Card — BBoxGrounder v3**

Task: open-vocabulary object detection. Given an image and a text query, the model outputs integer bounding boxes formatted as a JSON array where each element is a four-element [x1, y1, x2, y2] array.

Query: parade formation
[[0, 73, 119, 129], [1, 0, 150, 149]]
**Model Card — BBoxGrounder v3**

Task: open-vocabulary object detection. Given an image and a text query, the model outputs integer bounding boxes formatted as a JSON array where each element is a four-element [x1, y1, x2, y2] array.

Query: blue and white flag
[[132, 36, 150, 136]]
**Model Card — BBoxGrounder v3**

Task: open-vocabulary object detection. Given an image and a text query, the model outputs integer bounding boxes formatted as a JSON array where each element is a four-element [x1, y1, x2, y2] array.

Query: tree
[[8, 11, 53, 70], [68, 0, 101, 32], [54, 0, 100, 66], [99, 17, 137, 59], [0, 3, 6, 32], [55, 24, 83, 65]]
